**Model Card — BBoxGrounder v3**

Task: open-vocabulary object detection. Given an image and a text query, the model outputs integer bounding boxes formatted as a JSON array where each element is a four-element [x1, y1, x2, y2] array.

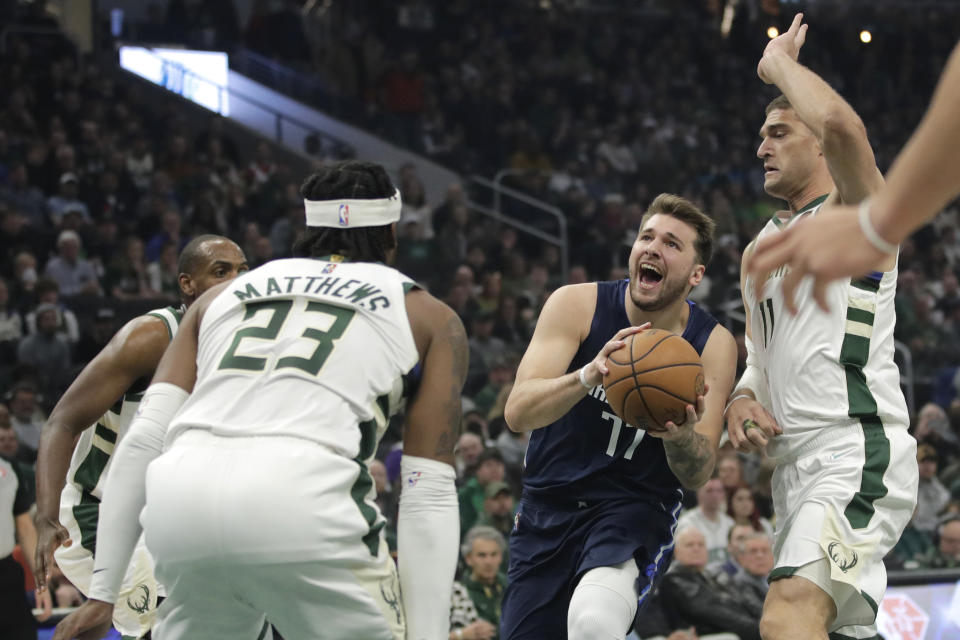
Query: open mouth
[[638, 263, 664, 290]]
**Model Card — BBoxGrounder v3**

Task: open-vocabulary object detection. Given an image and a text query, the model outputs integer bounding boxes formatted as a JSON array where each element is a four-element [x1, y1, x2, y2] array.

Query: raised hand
[[579, 323, 652, 389], [758, 13, 809, 84]]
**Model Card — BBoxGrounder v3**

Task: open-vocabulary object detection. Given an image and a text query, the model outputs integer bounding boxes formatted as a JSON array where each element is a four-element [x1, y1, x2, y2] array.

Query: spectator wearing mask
[[43, 230, 101, 297], [657, 526, 761, 640], [450, 525, 507, 640]]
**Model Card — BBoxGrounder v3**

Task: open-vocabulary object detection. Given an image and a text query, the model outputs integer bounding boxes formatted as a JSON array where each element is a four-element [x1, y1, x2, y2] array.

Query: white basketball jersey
[[743, 196, 908, 459], [63, 306, 184, 504], [168, 258, 419, 463]]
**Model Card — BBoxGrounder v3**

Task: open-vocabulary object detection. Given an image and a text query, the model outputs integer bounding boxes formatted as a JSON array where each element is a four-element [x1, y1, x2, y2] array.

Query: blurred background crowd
[[2, 1, 960, 638]]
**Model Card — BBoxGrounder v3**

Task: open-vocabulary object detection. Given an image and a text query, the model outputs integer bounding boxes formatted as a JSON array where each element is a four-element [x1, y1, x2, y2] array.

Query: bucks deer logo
[[827, 541, 858, 573], [126, 584, 151, 614]]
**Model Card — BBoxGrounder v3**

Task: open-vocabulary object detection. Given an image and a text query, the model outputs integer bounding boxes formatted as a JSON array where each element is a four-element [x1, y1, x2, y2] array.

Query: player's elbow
[[503, 399, 525, 433], [821, 108, 867, 146]]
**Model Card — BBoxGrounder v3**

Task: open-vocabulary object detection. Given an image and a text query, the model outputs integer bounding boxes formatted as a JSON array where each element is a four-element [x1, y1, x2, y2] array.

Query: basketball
[[602, 329, 705, 433]]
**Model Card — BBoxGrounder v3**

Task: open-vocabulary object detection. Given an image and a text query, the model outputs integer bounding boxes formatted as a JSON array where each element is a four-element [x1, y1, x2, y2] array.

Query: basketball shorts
[[500, 492, 681, 640], [56, 485, 160, 637], [769, 422, 918, 632], [143, 430, 403, 640]]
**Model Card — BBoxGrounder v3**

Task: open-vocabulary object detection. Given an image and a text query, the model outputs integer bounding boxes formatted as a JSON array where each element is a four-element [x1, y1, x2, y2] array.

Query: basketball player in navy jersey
[[501, 194, 737, 639]]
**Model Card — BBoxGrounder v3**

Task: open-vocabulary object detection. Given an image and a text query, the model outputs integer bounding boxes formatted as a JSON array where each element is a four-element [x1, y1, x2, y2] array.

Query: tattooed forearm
[[663, 430, 715, 489], [433, 314, 469, 458]]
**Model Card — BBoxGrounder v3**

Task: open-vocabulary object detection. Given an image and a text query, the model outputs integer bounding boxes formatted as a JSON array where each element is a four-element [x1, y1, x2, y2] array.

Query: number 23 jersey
[[167, 258, 419, 460]]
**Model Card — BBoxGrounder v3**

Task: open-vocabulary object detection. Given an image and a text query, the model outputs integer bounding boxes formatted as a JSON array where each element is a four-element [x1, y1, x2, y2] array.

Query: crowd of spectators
[[3, 2, 960, 639]]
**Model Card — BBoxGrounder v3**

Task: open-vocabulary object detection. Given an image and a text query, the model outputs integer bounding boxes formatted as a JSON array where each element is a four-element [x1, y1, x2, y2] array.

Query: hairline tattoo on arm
[[434, 313, 468, 457]]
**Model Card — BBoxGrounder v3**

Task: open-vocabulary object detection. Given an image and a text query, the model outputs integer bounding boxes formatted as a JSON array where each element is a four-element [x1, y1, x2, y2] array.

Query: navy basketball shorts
[[500, 494, 680, 639]]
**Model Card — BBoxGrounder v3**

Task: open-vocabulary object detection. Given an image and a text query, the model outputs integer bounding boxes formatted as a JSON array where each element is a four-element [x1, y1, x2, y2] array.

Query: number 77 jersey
[[167, 258, 420, 461], [744, 199, 908, 460]]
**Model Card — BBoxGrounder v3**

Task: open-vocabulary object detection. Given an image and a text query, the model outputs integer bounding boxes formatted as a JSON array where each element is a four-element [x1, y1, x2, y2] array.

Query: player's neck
[[786, 182, 832, 215], [625, 295, 690, 336]]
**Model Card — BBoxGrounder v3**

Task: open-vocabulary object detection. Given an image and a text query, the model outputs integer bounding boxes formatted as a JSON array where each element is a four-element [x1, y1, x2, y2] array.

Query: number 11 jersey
[[167, 258, 419, 461]]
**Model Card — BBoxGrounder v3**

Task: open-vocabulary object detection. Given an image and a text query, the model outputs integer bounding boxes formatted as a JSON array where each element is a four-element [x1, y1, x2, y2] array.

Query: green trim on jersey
[[146, 305, 184, 341], [769, 194, 829, 229], [147, 311, 173, 340], [840, 292, 890, 529], [73, 491, 101, 553], [797, 194, 829, 215], [402, 281, 419, 294], [351, 394, 390, 556], [72, 423, 117, 493], [851, 277, 880, 293], [829, 633, 879, 640]]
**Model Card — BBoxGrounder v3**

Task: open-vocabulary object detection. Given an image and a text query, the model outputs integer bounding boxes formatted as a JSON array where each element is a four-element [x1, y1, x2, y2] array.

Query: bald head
[[177, 236, 248, 304]]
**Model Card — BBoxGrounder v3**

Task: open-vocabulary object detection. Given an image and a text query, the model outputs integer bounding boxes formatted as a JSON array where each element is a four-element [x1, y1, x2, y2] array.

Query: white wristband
[[858, 200, 897, 254], [578, 366, 594, 390], [723, 393, 754, 417]]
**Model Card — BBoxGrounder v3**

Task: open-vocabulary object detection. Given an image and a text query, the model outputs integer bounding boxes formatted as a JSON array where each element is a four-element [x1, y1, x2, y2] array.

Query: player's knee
[[567, 584, 633, 640], [760, 579, 833, 640]]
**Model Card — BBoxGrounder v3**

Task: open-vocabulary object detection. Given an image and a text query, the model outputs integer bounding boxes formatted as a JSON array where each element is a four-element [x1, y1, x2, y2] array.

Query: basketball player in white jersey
[[725, 14, 918, 640], [52, 161, 466, 640], [747, 39, 960, 303], [33, 235, 248, 638]]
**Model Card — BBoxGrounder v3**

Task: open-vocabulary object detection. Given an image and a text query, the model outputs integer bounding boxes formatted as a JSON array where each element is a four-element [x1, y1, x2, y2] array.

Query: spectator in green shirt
[[450, 525, 508, 640]]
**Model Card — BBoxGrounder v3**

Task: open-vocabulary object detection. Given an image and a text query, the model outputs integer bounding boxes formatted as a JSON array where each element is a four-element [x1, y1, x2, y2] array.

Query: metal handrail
[[120, 46, 351, 155], [469, 174, 568, 283]]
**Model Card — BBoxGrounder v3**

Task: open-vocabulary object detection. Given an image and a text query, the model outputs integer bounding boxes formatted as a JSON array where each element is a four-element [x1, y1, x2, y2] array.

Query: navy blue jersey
[[522, 279, 719, 504]]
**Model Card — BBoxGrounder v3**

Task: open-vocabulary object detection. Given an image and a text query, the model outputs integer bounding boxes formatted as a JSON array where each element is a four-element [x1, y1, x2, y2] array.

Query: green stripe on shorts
[[839, 290, 890, 530], [350, 398, 387, 557]]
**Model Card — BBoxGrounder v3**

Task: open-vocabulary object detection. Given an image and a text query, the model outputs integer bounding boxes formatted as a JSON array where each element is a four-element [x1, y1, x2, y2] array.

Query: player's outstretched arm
[[34, 316, 169, 591], [727, 242, 781, 453], [400, 290, 468, 640], [504, 284, 646, 432], [73, 287, 219, 627], [747, 40, 960, 307], [759, 13, 884, 206], [652, 325, 737, 489]]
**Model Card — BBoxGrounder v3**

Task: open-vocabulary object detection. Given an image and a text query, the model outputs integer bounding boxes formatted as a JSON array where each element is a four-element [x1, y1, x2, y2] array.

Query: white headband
[[303, 188, 402, 229]]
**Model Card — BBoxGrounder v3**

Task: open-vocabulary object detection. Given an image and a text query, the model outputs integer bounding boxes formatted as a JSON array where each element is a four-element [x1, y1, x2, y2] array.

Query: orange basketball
[[602, 328, 705, 433]]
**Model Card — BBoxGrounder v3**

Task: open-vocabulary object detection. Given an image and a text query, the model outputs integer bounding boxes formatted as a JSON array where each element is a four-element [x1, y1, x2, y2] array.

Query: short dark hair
[[292, 161, 397, 263], [766, 94, 792, 115], [178, 234, 229, 275], [640, 193, 716, 266]]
